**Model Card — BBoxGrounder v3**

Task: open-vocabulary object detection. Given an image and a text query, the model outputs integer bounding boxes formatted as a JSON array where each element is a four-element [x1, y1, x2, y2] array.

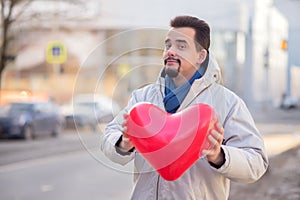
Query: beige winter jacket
[[101, 54, 268, 200]]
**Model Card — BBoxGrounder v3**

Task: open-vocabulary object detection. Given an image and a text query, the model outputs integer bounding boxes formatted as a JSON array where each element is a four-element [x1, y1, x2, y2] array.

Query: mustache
[[164, 57, 181, 66]]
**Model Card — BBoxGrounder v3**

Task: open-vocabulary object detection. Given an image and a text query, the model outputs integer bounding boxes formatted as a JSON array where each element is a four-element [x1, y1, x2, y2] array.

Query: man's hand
[[202, 121, 225, 167], [118, 113, 134, 152]]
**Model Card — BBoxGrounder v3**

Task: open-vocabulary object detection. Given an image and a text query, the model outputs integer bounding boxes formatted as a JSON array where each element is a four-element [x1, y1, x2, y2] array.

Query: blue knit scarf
[[164, 70, 202, 113]]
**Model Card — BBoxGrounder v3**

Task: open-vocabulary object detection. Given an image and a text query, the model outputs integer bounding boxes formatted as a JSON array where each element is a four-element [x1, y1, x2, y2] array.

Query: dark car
[[0, 101, 64, 139]]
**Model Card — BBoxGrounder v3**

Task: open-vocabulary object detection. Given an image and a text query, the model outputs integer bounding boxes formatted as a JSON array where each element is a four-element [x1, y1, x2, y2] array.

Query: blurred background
[[0, 0, 299, 107], [0, 0, 299, 200]]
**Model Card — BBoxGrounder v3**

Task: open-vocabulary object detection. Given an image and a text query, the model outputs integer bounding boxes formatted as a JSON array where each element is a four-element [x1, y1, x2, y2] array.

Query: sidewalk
[[249, 104, 300, 157], [230, 104, 300, 200]]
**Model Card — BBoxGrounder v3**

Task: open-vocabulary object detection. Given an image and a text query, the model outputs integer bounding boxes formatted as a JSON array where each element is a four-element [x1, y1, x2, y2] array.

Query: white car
[[61, 94, 121, 130]]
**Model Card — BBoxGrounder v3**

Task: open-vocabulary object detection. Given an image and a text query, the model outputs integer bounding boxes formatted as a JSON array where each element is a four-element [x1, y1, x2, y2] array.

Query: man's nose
[[167, 47, 176, 57]]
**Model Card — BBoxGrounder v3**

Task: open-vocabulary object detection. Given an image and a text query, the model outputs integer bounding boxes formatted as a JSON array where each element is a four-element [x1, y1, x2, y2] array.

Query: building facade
[[3, 0, 291, 106]]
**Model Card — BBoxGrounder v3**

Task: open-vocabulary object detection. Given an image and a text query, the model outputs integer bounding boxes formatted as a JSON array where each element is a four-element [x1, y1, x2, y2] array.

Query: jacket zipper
[[156, 175, 160, 200]]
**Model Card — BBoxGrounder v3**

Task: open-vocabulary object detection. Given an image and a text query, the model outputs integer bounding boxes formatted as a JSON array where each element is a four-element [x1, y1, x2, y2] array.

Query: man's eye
[[178, 44, 186, 49], [165, 44, 171, 49]]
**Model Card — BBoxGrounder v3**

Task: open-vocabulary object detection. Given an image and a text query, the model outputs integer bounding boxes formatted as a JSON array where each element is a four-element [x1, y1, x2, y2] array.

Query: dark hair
[[170, 15, 210, 51]]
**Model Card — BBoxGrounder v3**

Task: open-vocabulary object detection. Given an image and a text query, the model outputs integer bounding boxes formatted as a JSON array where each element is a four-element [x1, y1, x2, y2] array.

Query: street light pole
[[244, 16, 254, 106], [286, 38, 292, 98]]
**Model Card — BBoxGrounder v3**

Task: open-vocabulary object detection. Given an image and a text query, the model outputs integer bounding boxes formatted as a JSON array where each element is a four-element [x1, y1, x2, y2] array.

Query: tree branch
[[11, 0, 33, 23]]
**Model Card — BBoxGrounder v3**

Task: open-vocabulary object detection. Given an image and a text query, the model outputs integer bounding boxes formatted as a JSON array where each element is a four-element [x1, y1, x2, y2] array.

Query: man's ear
[[197, 49, 207, 65]]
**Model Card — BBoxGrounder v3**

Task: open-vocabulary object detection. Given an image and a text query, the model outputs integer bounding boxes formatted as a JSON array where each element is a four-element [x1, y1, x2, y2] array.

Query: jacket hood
[[201, 52, 222, 84]]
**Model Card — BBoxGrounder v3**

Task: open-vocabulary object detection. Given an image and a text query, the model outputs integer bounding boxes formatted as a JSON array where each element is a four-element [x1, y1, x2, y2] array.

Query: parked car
[[279, 94, 299, 109], [0, 101, 64, 139], [61, 94, 121, 130], [63, 103, 98, 131]]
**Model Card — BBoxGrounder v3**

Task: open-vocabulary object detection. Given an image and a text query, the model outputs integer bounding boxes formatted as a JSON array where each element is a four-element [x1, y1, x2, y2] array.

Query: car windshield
[[77, 102, 97, 108], [9, 103, 33, 112]]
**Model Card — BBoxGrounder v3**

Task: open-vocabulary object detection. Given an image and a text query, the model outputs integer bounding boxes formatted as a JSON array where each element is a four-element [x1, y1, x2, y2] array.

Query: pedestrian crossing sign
[[46, 41, 67, 64]]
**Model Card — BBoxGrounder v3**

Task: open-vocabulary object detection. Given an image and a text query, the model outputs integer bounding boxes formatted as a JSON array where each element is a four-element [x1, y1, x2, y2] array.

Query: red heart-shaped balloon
[[126, 102, 217, 181]]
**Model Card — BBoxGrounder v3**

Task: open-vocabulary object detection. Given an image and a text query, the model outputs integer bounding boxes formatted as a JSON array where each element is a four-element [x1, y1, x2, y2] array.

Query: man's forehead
[[166, 27, 195, 41]]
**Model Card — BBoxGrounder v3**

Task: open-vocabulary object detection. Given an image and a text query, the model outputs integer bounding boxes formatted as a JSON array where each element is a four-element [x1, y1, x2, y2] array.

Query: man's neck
[[173, 76, 188, 87]]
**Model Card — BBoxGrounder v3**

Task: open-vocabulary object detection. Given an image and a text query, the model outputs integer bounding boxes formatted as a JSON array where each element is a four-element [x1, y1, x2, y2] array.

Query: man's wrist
[[115, 135, 135, 153], [209, 148, 225, 169]]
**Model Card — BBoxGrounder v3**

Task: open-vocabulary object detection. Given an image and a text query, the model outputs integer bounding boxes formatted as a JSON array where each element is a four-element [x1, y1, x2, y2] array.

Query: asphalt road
[[0, 129, 133, 200], [1, 105, 299, 200]]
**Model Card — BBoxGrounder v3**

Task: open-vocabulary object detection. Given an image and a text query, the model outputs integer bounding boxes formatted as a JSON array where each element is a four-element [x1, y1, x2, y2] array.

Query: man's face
[[163, 27, 203, 80]]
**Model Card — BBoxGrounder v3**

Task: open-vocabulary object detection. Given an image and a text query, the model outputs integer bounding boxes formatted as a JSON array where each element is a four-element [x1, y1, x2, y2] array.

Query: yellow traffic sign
[[46, 41, 67, 64]]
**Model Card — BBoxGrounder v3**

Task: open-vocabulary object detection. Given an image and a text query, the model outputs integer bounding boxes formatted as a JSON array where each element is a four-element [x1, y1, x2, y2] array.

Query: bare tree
[[0, 0, 33, 89], [0, 0, 90, 89]]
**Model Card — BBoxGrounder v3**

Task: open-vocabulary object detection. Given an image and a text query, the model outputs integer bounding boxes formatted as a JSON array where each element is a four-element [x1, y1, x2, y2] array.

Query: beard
[[164, 58, 181, 78], [165, 67, 180, 78]]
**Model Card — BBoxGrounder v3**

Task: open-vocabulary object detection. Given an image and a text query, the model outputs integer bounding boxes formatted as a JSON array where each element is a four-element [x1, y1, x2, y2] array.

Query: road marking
[[41, 184, 54, 192]]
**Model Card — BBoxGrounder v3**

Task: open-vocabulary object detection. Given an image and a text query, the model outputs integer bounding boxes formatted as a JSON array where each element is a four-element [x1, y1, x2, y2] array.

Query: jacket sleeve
[[213, 98, 269, 183], [100, 94, 138, 165]]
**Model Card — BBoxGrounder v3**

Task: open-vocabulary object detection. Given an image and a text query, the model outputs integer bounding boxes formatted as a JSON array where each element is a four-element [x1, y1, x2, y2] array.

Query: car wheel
[[90, 123, 97, 132], [52, 122, 62, 137], [22, 125, 34, 140]]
